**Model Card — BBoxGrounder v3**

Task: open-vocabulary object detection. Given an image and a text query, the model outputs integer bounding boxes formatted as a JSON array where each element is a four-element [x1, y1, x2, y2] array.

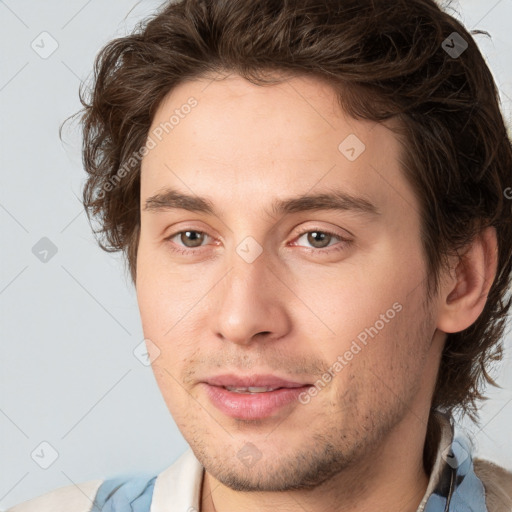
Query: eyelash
[[164, 227, 352, 256]]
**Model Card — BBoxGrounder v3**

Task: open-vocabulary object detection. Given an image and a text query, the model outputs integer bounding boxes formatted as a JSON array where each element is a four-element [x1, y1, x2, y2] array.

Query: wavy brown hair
[[75, 0, 512, 437]]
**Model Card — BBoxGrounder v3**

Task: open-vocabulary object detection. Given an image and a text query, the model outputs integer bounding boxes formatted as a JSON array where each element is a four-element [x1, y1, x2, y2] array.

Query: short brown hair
[[76, 0, 512, 426]]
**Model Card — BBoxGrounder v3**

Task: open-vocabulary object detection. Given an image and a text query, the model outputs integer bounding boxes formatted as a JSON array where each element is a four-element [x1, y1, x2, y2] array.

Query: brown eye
[[178, 230, 206, 248], [164, 228, 216, 256], [306, 231, 332, 249], [292, 227, 352, 254]]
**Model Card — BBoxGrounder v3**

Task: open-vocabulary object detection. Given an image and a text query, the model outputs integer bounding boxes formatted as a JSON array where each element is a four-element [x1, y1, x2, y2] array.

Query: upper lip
[[205, 374, 310, 388]]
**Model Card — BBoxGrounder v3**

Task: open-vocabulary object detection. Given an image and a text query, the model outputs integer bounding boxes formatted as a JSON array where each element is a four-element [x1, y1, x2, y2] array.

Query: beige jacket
[[474, 458, 512, 512]]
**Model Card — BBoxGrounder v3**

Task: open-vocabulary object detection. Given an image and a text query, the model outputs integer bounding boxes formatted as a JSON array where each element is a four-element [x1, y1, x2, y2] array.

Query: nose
[[210, 245, 292, 346]]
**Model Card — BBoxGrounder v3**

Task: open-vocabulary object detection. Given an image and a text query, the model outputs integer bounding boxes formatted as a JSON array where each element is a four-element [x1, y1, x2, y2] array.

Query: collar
[[150, 446, 203, 512], [418, 410, 488, 511], [149, 410, 488, 512]]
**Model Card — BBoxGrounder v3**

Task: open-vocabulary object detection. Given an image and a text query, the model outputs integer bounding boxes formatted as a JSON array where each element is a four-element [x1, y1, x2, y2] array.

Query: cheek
[[136, 243, 192, 337], [319, 260, 430, 402], [151, 363, 190, 424], [147, 337, 202, 424], [296, 268, 408, 351]]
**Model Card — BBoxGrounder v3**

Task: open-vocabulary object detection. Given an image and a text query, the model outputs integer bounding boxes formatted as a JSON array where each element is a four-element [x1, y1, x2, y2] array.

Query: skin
[[136, 73, 498, 512]]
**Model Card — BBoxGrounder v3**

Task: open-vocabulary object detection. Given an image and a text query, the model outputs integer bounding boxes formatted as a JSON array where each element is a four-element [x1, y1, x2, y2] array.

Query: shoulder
[[5, 479, 104, 512], [474, 458, 512, 512]]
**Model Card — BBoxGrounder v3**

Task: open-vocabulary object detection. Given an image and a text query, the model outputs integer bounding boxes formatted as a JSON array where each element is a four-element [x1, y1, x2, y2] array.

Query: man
[[8, 0, 512, 510]]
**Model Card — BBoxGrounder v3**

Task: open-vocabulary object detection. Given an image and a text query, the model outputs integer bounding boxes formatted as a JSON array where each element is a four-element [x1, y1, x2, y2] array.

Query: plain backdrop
[[1, 0, 511, 509]]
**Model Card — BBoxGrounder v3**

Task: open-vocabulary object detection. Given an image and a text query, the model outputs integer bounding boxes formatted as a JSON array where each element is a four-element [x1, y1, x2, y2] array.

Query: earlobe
[[436, 226, 498, 334]]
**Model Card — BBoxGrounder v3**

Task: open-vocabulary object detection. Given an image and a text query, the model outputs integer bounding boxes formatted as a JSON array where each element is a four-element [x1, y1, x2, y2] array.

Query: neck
[[200, 410, 437, 512]]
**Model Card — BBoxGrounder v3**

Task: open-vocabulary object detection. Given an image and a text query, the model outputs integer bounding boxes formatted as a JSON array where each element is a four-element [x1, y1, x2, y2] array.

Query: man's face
[[136, 73, 444, 491]]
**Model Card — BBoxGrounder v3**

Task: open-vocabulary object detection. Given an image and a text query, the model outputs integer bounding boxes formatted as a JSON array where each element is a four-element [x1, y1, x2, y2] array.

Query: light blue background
[[1, 0, 511, 508]]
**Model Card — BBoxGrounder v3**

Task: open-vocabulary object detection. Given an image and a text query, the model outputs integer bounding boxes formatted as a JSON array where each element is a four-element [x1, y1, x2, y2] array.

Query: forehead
[[140, 73, 416, 222]]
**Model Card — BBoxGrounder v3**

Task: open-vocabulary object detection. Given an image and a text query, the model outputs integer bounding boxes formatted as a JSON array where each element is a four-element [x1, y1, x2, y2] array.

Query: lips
[[201, 374, 313, 419], [205, 374, 308, 389]]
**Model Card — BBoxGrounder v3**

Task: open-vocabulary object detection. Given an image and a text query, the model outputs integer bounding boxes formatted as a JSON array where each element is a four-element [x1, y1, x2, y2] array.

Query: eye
[[164, 227, 352, 256], [165, 230, 213, 254], [292, 227, 351, 253]]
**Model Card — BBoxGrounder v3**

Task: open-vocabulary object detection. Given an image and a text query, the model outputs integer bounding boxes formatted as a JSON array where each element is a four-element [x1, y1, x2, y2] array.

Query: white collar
[[150, 447, 204, 512], [149, 412, 452, 512]]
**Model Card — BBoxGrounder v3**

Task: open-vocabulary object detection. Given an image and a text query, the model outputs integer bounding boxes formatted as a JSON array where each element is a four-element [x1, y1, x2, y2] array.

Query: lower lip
[[202, 383, 312, 420]]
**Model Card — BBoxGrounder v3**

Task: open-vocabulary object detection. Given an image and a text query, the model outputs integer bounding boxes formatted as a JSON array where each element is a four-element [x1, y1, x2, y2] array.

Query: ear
[[436, 226, 498, 334]]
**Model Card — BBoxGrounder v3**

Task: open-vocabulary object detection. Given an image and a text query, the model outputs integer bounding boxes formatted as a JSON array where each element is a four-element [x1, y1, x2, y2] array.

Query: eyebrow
[[143, 187, 381, 218]]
